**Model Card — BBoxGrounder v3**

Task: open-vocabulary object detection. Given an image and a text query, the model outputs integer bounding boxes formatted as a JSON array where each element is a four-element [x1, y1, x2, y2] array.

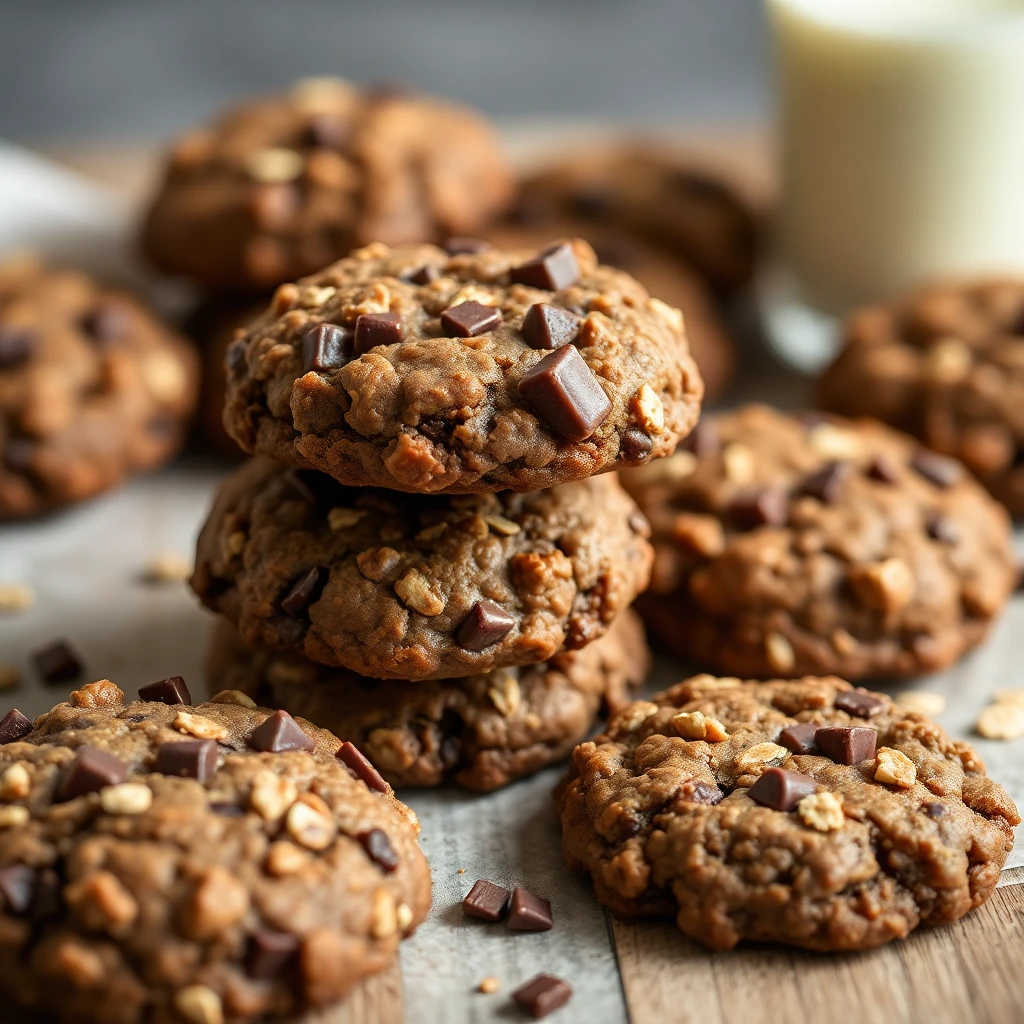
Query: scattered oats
[[250, 770, 297, 822], [394, 570, 446, 616], [396, 902, 414, 930], [100, 783, 153, 816], [210, 689, 257, 708], [874, 747, 917, 788], [488, 673, 521, 718], [369, 888, 398, 939], [0, 583, 34, 613], [896, 691, 946, 717], [286, 794, 336, 851], [618, 701, 660, 732], [0, 666, 17, 692], [765, 633, 796, 674], [975, 700, 1024, 741], [478, 977, 502, 995], [265, 840, 309, 877], [483, 514, 521, 536], [328, 507, 368, 531], [175, 711, 228, 742], [300, 285, 337, 308], [224, 531, 246, 558], [245, 147, 304, 184], [926, 338, 972, 384], [0, 763, 30, 800], [143, 553, 192, 584], [0, 805, 29, 828], [808, 422, 864, 461], [141, 351, 187, 404], [649, 297, 684, 333], [633, 384, 665, 435], [672, 711, 730, 742], [174, 985, 224, 1024], [415, 522, 449, 543], [722, 442, 755, 485], [737, 742, 790, 773], [798, 791, 845, 832]]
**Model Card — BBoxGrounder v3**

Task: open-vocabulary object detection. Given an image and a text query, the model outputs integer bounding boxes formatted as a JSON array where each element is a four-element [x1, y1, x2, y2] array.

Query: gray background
[[0, 0, 771, 142]]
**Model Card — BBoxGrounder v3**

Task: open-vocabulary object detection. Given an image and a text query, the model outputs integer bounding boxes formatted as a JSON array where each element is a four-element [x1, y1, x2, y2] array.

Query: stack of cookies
[[189, 236, 704, 790]]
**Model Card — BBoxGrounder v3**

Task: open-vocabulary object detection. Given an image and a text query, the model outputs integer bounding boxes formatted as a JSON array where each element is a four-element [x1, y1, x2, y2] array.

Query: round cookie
[[0, 257, 199, 519], [558, 674, 1019, 951], [191, 457, 654, 680], [223, 238, 704, 493], [206, 609, 649, 792], [0, 678, 431, 1023], [141, 77, 512, 291], [621, 404, 1015, 680], [818, 277, 1024, 516]]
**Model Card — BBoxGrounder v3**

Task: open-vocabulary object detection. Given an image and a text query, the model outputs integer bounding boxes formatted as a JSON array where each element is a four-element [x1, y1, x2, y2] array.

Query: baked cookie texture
[[621, 404, 1015, 680], [191, 457, 654, 681], [140, 77, 512, 291], [0, 257, 198, 519], [0, 679, 430, 1023], [558, 674, 1019, 952], [223, 239, 704, 493], [819, 277, 1024, 516], [206, 609, 649, 792]]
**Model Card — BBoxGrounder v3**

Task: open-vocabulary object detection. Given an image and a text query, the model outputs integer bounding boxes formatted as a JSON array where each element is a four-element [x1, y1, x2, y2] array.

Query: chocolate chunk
[[227, 339, 247, 372], [518, 344, 611, 441], [681, 419, 719, 457], [462, 878, 511, 921], [834, 690, 885, 718], [81, 301, 132, 344], [0, 324, 36, 368], [814, 726, 877, 765], [304, 112, 349, 150], [800, 461, 850, 504], [33, 640, 83, 685], [250, 710, 315, 753], [440, 300, 502, 338], [153, 739, 219, 782], [138, 676, 192, 705], [0, 709, 33, 745], [59, 745, 128, 801], [727, 487, 788, 529], [866, 454, 901, 484], [926, 513, 959, 544], [302, 323, 352, 372], [353, 312, 402, 355], [911, 450, 961, 488], [443, 237, 490, 255], [521, 303, 581, 350], [507, 887, 552, 932], [456, 600, 515, 652], [246, 928, 299, 979], [620, 428, 654, 464], [510, 242, 580, 291], [336, 741, 389, 793], [209, 801, 245, 817], [778, 722, 819, 755], [0, 865, 36, 915], [512, 974, 573, 1019], [358, 829, 399, 873], [405, 264, 440, 285], [280, 566, 328, 617], [678, 779, 724, 805], [922, 801, 946, 819], [747, 767, 817, 812]]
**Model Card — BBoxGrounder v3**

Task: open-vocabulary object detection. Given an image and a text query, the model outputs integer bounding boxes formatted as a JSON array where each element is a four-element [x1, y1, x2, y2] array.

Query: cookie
[[621, 404, 1014, 680], [223, 238, 704, 493], [0, 257, 199, 519], [191, 457, 654, 680], [141, 77, 512, 291], [517, 148, 758, 292], [0, 678, 431, 1023], [818, 277, 1024, 516], [558, 674, 1019, 951], [205, 609, 648, 791]]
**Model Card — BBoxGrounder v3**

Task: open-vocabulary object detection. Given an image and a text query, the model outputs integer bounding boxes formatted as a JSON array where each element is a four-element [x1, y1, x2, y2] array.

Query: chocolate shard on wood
[[521, 303, 581, 350], [510, 242, 580, 290], [834, 690, 885, 718], [512, 974, 573, 1019], [462, 878, 511, 921], [138, 676, 192, 706], [59, 745, 128, 801], [0, 708, 33, 745], [33, 640, 84, 685], [507, 887, 552, 932], [778, 722, 819, 755], [336, 740, 389, 793], [280, 566, 327, 617], [353, 312, 402, 355], [250, 710, 315, 753], [153, 739, 219, 782], [814, 726, 877, 765], [747, 767, 817, 812], [302, 323, 352, 372], [456, 600, 515, 652], [440, 300, 502, 338], [518, 344, 611, 441]]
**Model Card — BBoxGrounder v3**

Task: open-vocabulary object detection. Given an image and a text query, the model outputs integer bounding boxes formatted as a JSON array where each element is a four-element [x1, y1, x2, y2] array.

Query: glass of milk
[[762, 0, 1024, 371]]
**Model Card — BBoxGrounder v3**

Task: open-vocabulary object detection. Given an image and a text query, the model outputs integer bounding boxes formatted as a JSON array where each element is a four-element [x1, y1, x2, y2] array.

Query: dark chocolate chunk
[[866, 454, 901, 484], [153, 739, 218, 782], [778, 722, 819, 755], [512, 974, 573, 1019], [922, 801, 946, 819], [250, 710, 315, 753], [33, 640, 84, 685], [440, 300, 501, 338], [0, 709, 33, 745], [59, 745, 128, 800], [138, 676, 192, 706], [280, 566, 328, 617], [800, 461, 850, 504], [521, 303, 581, 350], [358, 828, 399, 873], [302, 323, 352, 372], [246, 928, 299, 979], [209, 801, 245, 817], [681, 419, 719, 457], [518, 344, 611, 441], [619, 428, 654, 464], [336, 741, 389, 793], [814, 726, 877, 765], [80, 301, 132, 344], [507, 887, 552, 932], [747, 767, 817, 811], [910, 450, 961, 489], [834, 690, 885, 718], [678, 779, 724, 805], [462, 878, 511, 922], [510, 242, 580, 291], [926, 513, 959, 544], [0, 864, 36, 915], [727, 487, 788, 530], [353, 312, 402, 355], [443, 237, 490, 255], [304, 112, 349, 150], [0, 324, 36, 368], [405, 264, 440, 285], [456, 600, 515, 652]]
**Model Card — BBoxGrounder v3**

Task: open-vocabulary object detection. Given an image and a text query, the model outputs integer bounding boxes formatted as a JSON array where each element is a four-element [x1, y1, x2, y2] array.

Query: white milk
[[767, 0, 1024, 314]]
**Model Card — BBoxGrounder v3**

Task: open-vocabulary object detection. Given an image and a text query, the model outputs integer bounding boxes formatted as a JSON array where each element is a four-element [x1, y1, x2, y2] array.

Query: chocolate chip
[[834, 690, 885, 718], [59, 746, 128, 801], [250, 710, 315, 753], [336, 741, 389, 792], [302, 323, 352, 372], [521, 303, 581, 350], [281, 566, 328, 617], [800, 461, 850, 504], [0, 709, 33, 745], [80, 301, 132, 344], [866, 454, 901, 484], [910, 450, 961, 488], [518, 344, 611, 441], [747, 767, 817, 811], [814, 726, 877, 765], [922, 801, 946, 819], [680, 419, 719, 457], [0, 324, 36, 368], [727, 487, 788, 530], [620, 428, 654, 465], [404, 264, 440, 285], [456, 600, 515, 652], [926, 513, 959, 544], [507, 887, 552, 932], [443, 237, 490, 255], [33, 640, 83, 685], [510, 243, 580, 291], [209, 801, 245, 817], [246, 928, 299, 979], [462, 878, 511, 921], [778, 722, 819, 755], [440, 300, 501, 338], [358, 828, 399, 873], [353, 312, 402, 355], [138, 676, 192, 705], [512, 974, 573, 1019], [304, 112, 349, 150], [0, 865, 36, 915], [678, 779, 723, 805], [154, 739, 218, 782]]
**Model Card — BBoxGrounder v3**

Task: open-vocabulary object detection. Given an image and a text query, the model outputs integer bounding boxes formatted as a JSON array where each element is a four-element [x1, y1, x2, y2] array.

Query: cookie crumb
[[672, 710, 729, 742], [798, 791, 845, 832], [478, 977, 501, 994], [896, 691, 946, 716], [975, 696, 1024, 740], [143, 553, 192, 584], [0, 583, 34, 613]]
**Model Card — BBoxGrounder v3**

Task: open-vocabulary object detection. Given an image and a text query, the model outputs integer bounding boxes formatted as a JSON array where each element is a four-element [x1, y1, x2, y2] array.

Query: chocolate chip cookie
[[191, 457, 654, 680], [818, 277, 1024, 516], [558, 674, 1019, 951], [0, 256, 199, 519], [0, 678, 431, 1023], [206, 609, 648, 791], [141, 77, 512, 291], [223, 239, 704, 493], [621, 404, 1015, 680]]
